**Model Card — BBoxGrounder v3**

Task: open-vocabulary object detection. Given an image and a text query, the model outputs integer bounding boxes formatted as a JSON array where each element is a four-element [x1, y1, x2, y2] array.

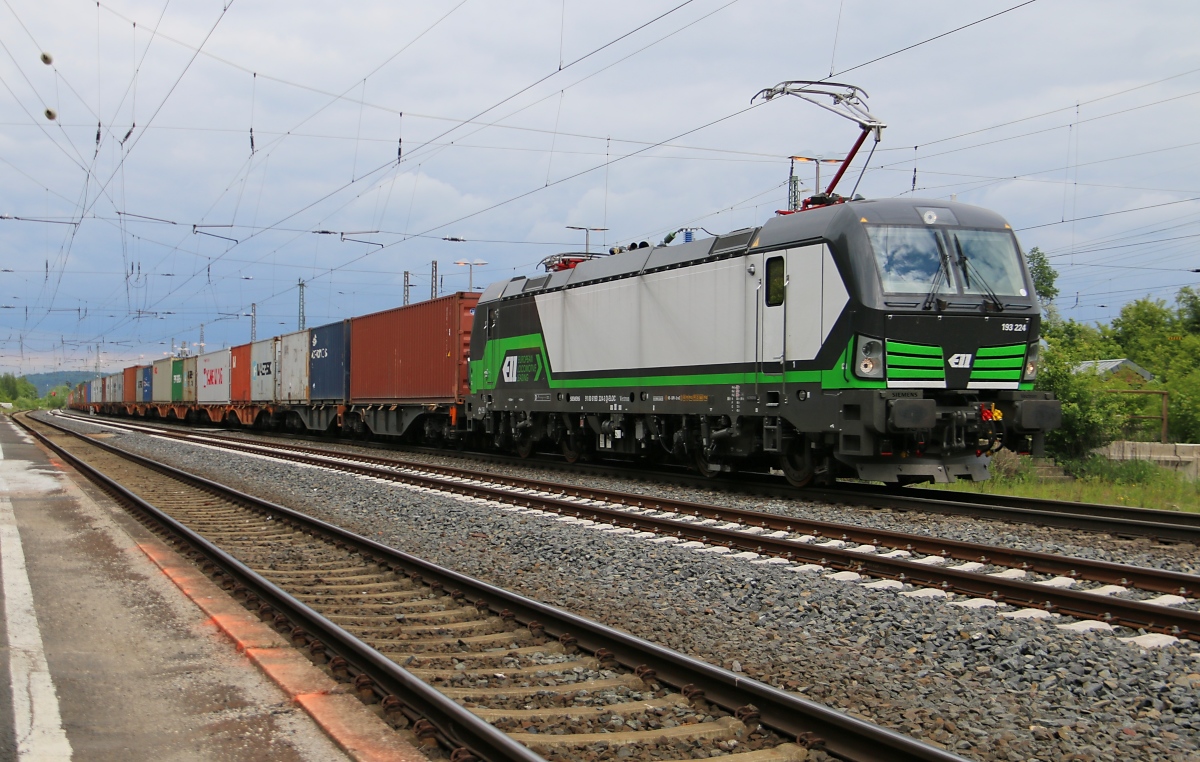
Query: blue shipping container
[[140, 366, 152, 402], [309, 320, 351, 401]]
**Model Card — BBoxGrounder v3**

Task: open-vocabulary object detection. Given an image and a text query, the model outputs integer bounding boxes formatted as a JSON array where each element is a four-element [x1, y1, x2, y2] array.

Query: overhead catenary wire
[[54, 0, 1080, 357], [111, 0, 721, 330], [15, 2, 1198, 363]]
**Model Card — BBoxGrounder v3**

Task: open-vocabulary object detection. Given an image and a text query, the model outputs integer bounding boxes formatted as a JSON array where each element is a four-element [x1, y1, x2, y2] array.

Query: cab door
[[759, 254, 787, 402]]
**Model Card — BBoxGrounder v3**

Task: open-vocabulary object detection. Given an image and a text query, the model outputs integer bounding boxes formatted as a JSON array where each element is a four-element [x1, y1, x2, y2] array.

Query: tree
[[1025, 247, 1059, 307], [43, 385, 70, 409], [1038, 285, 1200, 447], [0, 374, 37, 402], [1036, 336, 1131, 457], [1175, 286, 1200, 334]]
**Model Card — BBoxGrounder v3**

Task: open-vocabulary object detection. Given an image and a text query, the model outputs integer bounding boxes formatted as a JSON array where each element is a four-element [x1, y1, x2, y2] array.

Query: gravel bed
[[138, 418, 1198, 576], [46, 413, 1200, 761]]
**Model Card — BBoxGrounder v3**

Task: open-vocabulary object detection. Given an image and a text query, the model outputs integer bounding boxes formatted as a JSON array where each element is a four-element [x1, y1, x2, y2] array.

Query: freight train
[[71, 197, 1061, 486]]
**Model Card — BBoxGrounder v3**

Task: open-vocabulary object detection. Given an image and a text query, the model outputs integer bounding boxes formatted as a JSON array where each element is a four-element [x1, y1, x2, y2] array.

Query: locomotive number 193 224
[[1001, 322, 1028, 332]]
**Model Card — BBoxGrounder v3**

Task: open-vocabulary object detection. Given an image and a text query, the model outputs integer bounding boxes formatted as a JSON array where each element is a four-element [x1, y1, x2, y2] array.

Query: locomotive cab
[[752, 198, 1061, 483]]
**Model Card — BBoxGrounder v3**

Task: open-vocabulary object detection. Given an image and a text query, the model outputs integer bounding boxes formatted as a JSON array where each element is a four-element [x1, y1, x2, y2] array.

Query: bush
[[1036, 338, 1129, 458], [987, 448, 1032, 482], [1061, 455, 1162, 485]]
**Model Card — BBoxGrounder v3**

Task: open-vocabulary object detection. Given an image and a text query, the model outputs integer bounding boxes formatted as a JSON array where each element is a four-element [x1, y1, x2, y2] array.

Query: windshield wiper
[[921, 237, 950, 311], [953, 235, 1003, 312]]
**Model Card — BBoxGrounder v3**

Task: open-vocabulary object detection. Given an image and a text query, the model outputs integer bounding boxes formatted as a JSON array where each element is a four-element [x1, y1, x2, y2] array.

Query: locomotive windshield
[[866, 225, 1028, 298], [865, 226, 951, 294]]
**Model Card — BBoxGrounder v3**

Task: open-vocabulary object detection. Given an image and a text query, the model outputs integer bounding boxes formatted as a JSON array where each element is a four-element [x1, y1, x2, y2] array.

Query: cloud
[[2, 0, 1199, 370]]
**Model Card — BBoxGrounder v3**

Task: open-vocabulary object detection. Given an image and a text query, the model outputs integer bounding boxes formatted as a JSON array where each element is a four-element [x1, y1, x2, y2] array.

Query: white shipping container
[[250, 338, 278, 402], [108, 373, 124, 403], [90, 378, 102, 404], [279, 330, 310, 403], [197, 349, 231, 404], [151, 357, 173, 402]]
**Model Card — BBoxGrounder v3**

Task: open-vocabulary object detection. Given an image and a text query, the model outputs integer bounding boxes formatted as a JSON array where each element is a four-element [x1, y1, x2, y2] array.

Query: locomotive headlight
[[1023, 343, 1040, 381], [855, 335, 884, 379]]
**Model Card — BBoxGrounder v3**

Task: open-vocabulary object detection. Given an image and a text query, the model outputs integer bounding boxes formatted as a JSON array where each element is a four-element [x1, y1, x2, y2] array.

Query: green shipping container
[[171, 358, 184, 401]]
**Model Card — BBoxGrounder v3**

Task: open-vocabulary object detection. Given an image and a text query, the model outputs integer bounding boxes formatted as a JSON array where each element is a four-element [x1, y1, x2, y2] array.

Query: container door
[[184, 358, 197, 401], [171, 359, 183, 401], [279, 331, 310, 402]]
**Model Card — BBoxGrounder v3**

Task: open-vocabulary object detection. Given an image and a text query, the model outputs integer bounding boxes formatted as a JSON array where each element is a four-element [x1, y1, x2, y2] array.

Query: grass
[[918, 451, 1200, 513]]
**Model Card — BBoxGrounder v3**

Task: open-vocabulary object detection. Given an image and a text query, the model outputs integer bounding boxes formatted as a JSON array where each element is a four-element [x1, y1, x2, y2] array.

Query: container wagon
[[279, 330, 310, 404], [152, 358, 172, 403], [231, 344, 251, 402], [198, 349, 231, 407], [344, 293, 478, 440]]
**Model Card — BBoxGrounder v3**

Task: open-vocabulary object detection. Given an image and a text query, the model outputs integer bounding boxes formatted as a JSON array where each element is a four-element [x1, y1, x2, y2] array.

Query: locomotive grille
[[884, 340, 945, 384], [969, 343, 1026, 382]]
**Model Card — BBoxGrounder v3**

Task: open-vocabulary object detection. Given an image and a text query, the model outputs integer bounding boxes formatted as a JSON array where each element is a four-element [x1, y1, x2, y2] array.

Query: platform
[[0, 416, 359, 760]]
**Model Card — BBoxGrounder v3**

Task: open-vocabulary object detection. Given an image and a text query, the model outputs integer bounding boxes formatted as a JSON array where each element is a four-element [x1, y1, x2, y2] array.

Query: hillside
[[23, 371, 96, 396]]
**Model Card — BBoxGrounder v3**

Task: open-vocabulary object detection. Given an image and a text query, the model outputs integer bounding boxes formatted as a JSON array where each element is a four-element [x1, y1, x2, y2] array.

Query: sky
[[1, 0, 1198, 374]]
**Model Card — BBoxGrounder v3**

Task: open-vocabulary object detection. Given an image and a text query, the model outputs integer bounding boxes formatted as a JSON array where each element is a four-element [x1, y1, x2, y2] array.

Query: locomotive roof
[[751, 197, 1013, 252], [478, 197, 1015, 304]]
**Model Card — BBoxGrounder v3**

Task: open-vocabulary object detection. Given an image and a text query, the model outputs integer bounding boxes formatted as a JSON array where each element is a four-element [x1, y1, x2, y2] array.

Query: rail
[[23, 412, 968, 762]]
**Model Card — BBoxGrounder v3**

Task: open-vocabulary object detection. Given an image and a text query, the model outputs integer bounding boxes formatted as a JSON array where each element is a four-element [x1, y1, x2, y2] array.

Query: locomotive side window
[[765, 256, 785, 306]]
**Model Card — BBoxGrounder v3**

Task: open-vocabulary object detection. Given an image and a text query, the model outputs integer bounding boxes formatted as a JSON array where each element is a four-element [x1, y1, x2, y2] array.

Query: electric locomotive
[[466, 197, 1061, 486]]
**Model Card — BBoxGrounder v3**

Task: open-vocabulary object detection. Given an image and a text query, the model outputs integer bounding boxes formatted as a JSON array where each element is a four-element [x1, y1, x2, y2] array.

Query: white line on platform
[[0, 427, 73, 760]]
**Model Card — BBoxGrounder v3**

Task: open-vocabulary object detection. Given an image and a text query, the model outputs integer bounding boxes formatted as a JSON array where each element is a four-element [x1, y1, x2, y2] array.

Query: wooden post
[[1163, 391, 1170, 445]]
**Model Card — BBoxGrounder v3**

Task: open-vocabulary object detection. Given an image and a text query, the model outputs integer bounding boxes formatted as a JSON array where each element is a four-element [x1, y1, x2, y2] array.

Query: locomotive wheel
[[561, 436, 582, 463], [515, 436, 534, 459], [780, 441, 814, 488], [692, 447, 722, 478]]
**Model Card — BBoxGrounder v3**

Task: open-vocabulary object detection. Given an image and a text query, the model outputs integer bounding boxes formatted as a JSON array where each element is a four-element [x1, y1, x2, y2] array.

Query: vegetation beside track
[[921, 450, 1200, 512], [0, 373, 67, 411]]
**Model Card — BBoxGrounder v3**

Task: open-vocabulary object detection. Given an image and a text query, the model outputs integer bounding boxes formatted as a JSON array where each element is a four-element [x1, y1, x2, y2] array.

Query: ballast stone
[[950, 598, 1001, 609]]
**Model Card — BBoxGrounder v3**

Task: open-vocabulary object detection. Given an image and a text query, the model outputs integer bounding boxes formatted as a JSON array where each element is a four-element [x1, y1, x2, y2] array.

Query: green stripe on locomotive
[[885, 340, 946, 384], [469, 335, 892, 392], [472, 335, 1038, 393], [970, 343, 1025, 382]]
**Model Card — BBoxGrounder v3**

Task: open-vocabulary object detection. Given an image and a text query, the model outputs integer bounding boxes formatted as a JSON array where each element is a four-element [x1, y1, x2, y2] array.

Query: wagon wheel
[[779, 439, 813, 488]]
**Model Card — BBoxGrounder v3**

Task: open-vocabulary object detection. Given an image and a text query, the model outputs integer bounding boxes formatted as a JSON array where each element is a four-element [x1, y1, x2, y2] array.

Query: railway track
[[19, 411, 967, 762], [53, 412, 1200, 642], [60, 411, 1200, 544]]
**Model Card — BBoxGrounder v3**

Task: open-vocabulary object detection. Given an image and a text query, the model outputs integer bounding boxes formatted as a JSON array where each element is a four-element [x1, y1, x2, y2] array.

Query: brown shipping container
[[123, 366, 139, 403], [350, 292, 479, 403], [230, 343, 251, 402]]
